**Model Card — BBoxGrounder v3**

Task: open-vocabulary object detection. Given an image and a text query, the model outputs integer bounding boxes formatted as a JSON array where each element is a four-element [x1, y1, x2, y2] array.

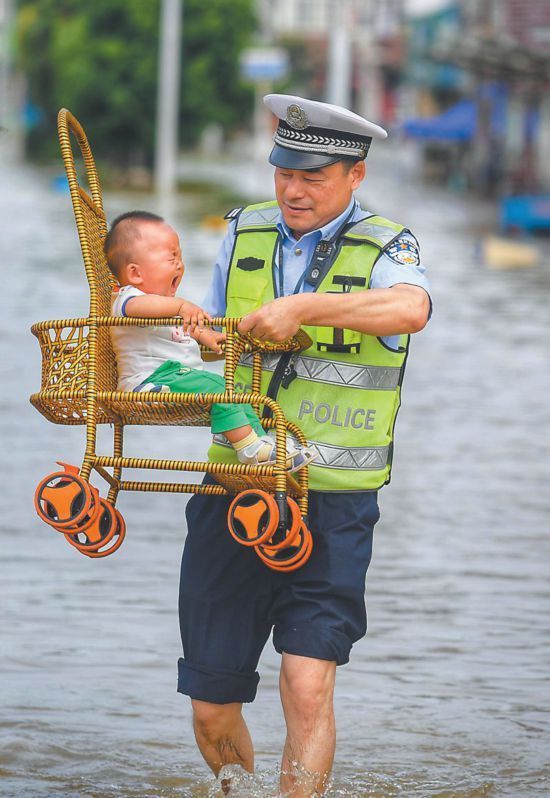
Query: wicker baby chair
[[31, 109, 313, 570]]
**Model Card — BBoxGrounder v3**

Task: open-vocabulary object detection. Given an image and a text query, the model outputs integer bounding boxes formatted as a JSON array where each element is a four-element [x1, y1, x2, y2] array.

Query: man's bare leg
[[191, 700, 254, 793], [279, 653, 337, 797]]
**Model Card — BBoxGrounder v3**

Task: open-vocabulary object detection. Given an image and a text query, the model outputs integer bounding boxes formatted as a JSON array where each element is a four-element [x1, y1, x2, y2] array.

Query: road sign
[[240, 47, 289, 82]]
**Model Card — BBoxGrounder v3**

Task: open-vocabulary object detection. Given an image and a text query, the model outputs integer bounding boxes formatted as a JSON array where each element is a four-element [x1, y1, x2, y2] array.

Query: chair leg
[[108, 422, 124, 505]]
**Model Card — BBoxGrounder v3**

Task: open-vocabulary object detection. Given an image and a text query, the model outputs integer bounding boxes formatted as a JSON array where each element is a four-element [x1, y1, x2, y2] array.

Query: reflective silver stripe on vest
[[310, 441, 389, 470], [345, 219, 398, 246], [212, 434, 389, 471], [237, 205, 280, 230], [239, 353, 401, 390]]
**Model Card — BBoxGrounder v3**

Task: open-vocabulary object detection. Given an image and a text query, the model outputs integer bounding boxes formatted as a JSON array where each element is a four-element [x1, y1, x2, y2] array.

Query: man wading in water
[[177, 95, 431, 797]]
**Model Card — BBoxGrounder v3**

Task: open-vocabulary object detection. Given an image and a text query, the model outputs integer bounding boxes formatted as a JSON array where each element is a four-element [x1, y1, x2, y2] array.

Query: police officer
[[178, 95, 431, 797]]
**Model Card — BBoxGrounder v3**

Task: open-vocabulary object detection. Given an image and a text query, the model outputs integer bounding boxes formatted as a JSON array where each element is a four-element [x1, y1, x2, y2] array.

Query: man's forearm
[[238, 283, 430, 342], [293, 284, 430, 336]]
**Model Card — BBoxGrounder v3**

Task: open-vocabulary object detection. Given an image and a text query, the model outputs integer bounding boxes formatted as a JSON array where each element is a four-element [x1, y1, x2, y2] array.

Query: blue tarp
[[402, 99, 477, 142], [501, 196, 550, 232]]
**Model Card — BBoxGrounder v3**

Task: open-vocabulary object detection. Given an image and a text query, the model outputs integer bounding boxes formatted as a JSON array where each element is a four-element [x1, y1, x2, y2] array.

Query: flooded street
[[1, 142, 549, 798]]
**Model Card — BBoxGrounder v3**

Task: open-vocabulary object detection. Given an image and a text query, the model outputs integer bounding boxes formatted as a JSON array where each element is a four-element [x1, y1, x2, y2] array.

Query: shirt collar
[[276, 196, 358, 243]]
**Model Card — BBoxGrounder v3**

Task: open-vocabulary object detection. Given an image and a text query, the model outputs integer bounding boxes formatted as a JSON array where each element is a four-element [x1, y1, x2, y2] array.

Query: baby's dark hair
[[104, 210, 164, 278]]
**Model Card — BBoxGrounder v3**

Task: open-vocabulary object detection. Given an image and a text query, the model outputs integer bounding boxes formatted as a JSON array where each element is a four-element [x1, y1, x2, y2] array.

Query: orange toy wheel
[[34, 464, 95, 530], [64, 497, 118, 552], [255, 522, 313, 572], [262, 497, 302, 552], [227, 490, 279, 547], [54, 486, 103, 534], [65, 504, 126, 558]]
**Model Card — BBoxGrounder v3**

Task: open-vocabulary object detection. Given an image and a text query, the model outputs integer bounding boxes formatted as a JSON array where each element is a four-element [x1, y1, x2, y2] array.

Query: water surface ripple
[[1, 150, 549, 797]]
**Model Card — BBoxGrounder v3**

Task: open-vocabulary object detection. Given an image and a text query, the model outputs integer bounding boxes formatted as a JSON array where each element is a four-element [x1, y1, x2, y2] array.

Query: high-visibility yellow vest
[[208, 201, 410, 492]]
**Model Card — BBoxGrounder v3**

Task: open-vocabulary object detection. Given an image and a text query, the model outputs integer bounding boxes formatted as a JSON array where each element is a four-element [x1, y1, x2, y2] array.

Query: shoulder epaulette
[[224, 207, 244, 221], [344, 215, 405, 249]]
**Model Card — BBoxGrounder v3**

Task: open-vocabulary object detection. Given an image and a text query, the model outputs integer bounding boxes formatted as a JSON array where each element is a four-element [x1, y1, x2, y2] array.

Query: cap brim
[[268, 144, 344, 170]]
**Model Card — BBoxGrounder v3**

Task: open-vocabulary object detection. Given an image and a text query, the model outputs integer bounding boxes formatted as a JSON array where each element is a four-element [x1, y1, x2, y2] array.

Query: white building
[[256, 0, 406, 121], [258, 0, 405, 40]]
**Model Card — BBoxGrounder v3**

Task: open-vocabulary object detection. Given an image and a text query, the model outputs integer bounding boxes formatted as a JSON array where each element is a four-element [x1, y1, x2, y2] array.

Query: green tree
[[180, 0, 255, 145], [16, 0, 256, 163]]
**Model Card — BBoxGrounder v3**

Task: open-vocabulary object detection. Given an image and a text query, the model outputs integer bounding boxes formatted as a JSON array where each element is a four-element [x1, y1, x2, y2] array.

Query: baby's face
[[130, 222, 184, 296]]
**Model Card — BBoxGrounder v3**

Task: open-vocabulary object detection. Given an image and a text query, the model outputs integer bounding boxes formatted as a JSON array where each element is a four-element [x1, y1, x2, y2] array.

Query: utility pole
[[0, 0, 22, 161], [0, 0, 12, 132], [357, 0, 394, 125], [154, 0, 182, 195], [326, 0, 352, 108]]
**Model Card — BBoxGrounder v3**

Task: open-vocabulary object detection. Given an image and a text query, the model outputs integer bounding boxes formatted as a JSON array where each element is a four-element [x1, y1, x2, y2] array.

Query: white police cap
[[264, 94, 388, 170]]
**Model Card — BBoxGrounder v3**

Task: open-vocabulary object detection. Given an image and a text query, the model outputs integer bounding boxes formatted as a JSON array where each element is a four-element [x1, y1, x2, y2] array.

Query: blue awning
[[402, 99, 477, 142]]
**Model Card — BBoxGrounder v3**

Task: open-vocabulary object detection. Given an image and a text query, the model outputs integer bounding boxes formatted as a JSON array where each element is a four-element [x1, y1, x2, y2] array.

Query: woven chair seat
[[99, 396, 212, 426]]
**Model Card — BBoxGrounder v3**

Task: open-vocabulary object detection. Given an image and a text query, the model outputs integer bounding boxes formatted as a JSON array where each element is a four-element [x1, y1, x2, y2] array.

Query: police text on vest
[[298, 400, 376, 429]]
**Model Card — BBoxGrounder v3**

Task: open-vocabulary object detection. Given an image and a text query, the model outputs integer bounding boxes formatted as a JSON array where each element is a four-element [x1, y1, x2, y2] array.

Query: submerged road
[[1, 141, 549, 797]]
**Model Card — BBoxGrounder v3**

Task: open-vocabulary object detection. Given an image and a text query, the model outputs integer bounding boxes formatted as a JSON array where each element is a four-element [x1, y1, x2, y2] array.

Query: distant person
[[178, 95, 432, 796], [104, 211, 315, 471]]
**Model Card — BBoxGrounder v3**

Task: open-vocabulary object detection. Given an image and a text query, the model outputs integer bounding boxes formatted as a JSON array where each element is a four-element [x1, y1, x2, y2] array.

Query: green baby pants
[[139, 360, 264, 436]]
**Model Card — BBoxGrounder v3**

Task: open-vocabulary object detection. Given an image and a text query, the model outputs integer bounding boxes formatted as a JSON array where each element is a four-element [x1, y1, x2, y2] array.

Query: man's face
[[127, 222, 184, 296], [274, 160, 366, 238]]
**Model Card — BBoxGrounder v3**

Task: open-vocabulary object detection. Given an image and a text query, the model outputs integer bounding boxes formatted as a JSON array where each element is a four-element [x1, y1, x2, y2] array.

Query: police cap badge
[[264, 94, 388, 170]]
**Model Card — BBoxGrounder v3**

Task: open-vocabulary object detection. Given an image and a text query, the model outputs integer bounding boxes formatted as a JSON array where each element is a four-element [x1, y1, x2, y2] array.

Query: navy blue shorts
[[178, 478, 379, 705]]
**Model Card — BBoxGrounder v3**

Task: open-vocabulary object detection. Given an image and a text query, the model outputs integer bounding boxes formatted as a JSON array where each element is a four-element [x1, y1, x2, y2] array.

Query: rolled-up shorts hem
[[177, 657, 260, 704], [273, 624, 356, 666]]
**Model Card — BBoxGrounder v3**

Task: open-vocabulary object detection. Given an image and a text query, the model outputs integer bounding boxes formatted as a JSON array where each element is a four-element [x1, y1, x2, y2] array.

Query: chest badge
[[236, 257, 265, 271]]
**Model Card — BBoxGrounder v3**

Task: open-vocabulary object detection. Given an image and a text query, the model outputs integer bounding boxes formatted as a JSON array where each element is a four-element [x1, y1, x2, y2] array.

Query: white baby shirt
[[110, 285, 203, 391]]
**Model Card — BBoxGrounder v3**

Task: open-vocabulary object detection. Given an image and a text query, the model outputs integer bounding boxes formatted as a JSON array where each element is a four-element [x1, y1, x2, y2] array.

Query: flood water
[[1, 141, 549, 798]]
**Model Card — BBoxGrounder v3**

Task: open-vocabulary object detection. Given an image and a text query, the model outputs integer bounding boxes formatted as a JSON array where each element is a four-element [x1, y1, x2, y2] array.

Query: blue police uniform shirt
[[202, 197, 431, 349]]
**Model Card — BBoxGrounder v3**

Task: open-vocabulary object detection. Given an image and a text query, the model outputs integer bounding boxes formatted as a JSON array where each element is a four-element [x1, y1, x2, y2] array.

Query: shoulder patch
[[224, 207, 244, 221], [385, 237, 420, 266]]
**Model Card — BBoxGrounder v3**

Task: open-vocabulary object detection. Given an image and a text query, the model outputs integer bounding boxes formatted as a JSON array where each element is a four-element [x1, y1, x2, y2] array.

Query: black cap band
[[273, 120, 372, 161]]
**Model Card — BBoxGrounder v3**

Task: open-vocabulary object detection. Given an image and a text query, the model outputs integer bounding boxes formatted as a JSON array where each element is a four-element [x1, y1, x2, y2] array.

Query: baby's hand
[[195, 329, 226, 354], [178, 300, 211, 332]]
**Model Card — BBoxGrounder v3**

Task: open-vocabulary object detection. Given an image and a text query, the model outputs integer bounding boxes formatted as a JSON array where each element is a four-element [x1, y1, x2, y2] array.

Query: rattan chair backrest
[[57, 109, 118, 391]]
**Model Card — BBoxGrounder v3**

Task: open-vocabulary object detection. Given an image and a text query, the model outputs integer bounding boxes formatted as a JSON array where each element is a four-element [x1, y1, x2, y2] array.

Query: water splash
[[208, 765, 278, 797], [202, 765, 496, 798]]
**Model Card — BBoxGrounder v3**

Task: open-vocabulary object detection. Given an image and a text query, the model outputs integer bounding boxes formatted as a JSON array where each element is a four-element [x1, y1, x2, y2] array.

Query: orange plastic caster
[[227, 490, 279, 547], [64, 497, 117, 552], [65, 503, 126, 558], [82, 508, 126, 559], [53, 487, 104, 535], [255, 522, 313, 573], [34, 463, 95, 530], [261, 497, 302, 552]]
